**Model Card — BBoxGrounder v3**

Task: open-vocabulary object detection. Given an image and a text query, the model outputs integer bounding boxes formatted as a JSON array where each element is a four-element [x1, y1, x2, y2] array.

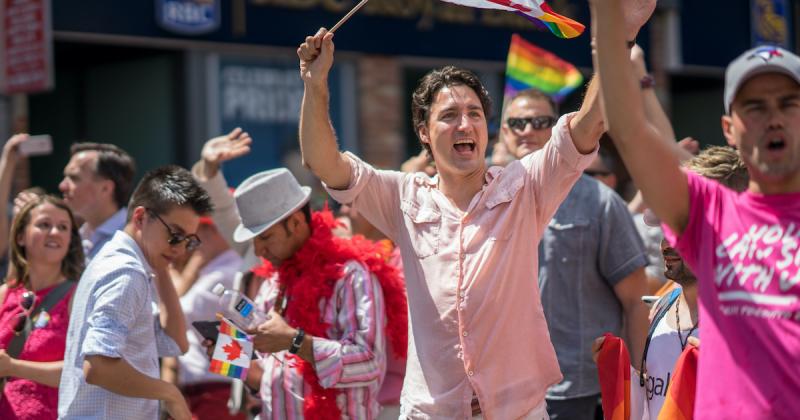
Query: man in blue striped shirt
[[59, 165, 213, 420]]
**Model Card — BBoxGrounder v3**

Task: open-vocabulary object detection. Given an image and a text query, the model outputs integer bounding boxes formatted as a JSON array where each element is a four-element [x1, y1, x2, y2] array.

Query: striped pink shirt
[[255, 260, 386, 419], [326, 114, 596, 419]]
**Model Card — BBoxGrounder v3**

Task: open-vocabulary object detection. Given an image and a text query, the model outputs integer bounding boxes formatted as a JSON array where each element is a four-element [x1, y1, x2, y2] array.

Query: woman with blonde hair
[[0, 195, 84, 419]]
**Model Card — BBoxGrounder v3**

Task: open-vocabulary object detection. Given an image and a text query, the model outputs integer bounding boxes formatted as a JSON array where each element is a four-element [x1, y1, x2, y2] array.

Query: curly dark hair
[[411, 66, 493, 156], [8, 195, 85, 287]]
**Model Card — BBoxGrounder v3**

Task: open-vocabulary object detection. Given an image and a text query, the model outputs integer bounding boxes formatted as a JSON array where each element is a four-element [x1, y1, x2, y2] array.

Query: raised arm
[[297, 28, 352, 189], [0, 135, 30, 258], [191, 128, 252, 255], [591, 0, 689, 234], [568, 76, 605, 154]]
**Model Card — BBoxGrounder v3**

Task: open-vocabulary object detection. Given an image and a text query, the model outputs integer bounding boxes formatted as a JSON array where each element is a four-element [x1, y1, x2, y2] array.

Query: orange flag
[[657, 345, 698, 420], [597, 333, 630, 420]]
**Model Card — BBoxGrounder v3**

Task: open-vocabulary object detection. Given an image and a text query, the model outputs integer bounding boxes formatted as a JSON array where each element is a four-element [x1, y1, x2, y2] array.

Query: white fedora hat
[[232, 168, 311, 243]]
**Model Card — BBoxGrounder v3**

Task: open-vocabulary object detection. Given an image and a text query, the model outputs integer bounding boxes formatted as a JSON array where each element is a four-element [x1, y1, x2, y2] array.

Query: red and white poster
[[0, 0, 53, 95]]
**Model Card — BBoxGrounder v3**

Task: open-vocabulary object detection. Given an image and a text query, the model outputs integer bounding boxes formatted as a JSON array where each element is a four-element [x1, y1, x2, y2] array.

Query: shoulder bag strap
[[6, 281, 76, 359]]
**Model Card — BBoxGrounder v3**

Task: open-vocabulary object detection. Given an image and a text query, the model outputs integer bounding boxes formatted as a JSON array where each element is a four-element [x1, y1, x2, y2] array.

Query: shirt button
[[459, 291, 465, 297], [460, 253, 466, 260], [468, 370, 474, 376], [462, 331, 468, 337], [561, 257, 567, 263]]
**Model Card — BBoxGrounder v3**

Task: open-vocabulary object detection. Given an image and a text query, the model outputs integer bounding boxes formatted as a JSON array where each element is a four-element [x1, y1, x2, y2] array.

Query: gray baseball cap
[[724, 45, 800, 114]]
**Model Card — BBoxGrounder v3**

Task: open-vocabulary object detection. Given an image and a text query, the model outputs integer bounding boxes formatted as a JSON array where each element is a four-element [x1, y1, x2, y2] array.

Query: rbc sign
[[156, 0, 220, 35]]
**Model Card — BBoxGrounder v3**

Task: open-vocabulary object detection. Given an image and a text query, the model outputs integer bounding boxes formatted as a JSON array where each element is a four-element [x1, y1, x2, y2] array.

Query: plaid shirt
[[254, 260, 386, 419]]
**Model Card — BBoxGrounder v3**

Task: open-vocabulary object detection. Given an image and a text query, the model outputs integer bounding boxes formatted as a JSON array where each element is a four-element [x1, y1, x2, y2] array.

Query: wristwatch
[[289, 328, 305, 354]]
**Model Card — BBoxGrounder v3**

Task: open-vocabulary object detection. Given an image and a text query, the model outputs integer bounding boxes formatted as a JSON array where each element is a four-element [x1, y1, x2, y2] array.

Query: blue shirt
[[80, 207, 127, 261], [59, 231, 181, 419], [539, 175, 648, 399]]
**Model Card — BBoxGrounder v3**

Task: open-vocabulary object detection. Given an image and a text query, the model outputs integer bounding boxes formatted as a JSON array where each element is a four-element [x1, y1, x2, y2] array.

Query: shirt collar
[[113, 230, 156, 279], [96, 208, 128, 236]]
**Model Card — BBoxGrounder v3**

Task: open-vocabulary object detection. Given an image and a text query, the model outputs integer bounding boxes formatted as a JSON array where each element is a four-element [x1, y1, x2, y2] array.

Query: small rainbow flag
[[439, 0, 584, 39], [209, 317, 253, 381], [505, 34, 584, 103]]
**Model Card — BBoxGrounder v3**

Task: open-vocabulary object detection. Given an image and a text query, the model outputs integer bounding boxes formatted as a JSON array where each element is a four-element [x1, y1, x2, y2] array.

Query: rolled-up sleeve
[[81, 271, 149, 359], [323, 152, 405, 242], [153, 306, 182, 357], [524, 112, 599, 228], [312, 262, 386, 389]]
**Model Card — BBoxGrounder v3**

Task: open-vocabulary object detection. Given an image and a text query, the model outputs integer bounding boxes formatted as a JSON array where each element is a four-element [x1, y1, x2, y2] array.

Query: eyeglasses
[[506, 116, 557, 132], [13, 291, 36, 335], [147, 209, 202, 252]]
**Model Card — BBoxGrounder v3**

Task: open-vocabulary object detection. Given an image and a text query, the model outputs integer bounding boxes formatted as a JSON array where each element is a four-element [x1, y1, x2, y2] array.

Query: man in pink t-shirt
[[592, 1, 800, 418]]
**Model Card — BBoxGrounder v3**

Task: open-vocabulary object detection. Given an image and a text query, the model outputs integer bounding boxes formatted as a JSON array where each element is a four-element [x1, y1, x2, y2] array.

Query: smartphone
[[18, 135, 53, 157], [192, 320, 221, 343]]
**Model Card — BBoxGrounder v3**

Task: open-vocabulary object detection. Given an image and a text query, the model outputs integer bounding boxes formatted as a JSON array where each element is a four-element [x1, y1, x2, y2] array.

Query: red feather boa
[[251, 209, 408, 419]]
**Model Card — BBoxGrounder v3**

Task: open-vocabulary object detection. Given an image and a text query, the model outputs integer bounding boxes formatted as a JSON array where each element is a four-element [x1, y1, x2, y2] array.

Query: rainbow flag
[[657, 345, 698, 420], [597, 333, 631, 420], [505, 34, 584, 103], [209, 317, 253, 381], [440, 0, 584, 39]]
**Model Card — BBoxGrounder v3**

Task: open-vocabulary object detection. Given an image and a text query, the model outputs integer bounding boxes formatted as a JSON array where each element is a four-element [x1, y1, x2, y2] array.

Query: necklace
[[675, 297, 698, 350]]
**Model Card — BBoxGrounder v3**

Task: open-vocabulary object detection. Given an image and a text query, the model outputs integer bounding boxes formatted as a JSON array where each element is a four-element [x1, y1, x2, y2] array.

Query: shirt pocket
[[546, 218, 591, 261], [484, 175, 524, 241], [400, 200, 441, 258]]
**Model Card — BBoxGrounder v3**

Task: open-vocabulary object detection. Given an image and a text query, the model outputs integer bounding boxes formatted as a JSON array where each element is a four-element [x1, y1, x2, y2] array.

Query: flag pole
[[329, 0, 370, 33]]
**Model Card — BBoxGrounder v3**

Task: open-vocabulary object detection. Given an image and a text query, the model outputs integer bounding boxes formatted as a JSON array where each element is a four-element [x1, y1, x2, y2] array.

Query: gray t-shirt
[[538, 175, 648, 399]]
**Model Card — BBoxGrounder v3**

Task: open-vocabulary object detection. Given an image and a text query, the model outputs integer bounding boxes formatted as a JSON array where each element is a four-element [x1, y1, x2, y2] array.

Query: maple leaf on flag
[[223, 339, 243, 361]]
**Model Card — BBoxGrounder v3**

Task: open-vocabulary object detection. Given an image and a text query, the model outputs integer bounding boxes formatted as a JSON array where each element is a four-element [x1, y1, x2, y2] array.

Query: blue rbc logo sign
[[156, 0, 220, 35]]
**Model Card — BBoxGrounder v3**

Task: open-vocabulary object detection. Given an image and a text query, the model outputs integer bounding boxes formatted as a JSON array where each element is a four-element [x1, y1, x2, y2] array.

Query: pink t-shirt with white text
[[663, 170, 800, 419]]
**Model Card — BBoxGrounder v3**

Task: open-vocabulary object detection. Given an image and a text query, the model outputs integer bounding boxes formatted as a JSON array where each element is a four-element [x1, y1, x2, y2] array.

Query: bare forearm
[[592, 0, 688, 233], [0, 155, 15, 256], [623, 299, 651, 368], [245, 360, 263, 390], [10, 360, 62, 388], [171, 256, 204, 297], [84, 355, 181, 403], [161, 357, 179, 385], [299, 83, 351, 189], [568, 76, 605, 154], [156, 275, 189, 353]]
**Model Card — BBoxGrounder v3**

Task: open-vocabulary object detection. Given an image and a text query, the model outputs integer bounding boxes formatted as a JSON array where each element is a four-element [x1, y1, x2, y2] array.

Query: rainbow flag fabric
[[505, 34, 584, 103], [439, 0, 584, 38], [597, 333, 631, 420], [209, 317, 253, 381], [657, 345, 698, 420]]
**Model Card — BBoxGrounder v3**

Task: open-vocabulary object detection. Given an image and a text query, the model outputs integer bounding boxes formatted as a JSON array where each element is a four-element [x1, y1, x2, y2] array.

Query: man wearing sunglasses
[[59, 166, 213, 420], [502, 88, 651, 420]]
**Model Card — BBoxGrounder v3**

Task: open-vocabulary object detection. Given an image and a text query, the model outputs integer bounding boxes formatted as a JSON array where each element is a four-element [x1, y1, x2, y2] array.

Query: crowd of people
[[0, 0, 797, 419]]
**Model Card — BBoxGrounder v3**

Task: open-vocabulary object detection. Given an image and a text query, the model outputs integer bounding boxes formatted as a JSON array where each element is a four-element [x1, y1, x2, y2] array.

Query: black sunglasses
[[147, 209, 202, 252], [13, 291, 36, 335], [506, 116, 557, 132]]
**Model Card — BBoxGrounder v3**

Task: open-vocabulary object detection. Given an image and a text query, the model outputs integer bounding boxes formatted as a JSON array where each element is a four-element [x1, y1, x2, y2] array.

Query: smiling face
[[501, 96, 558, 159], [17, 202, 74, 267], [660, 239, 696, 286], [723, 73, 800, 191], [417, 85, 489, 178]]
